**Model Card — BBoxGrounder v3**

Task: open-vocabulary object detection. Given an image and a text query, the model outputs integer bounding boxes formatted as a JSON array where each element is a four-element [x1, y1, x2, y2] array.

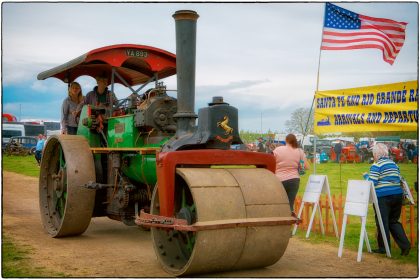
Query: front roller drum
[[151, 168, 291, 276], [39, 135, 96, 237]]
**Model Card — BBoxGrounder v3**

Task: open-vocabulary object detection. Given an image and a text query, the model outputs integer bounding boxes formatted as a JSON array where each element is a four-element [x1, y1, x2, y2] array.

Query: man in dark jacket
[[257, 137, 265, 153], [334, 141, 342, 162], [83, 75, 117, 107]]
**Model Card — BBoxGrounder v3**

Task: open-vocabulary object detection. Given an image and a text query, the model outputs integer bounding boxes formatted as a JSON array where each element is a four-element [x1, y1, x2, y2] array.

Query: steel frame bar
[[156, 150, 276, 217], [136, 210, 299, 232], [90, 147, 159, 154]]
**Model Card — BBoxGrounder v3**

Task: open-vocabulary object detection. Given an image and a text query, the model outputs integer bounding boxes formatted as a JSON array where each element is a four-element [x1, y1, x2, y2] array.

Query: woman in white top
[[272, 134, 310, 213]]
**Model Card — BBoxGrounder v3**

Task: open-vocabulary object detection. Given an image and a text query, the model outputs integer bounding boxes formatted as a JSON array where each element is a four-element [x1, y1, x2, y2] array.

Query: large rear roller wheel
[[39, 135, 96, 237], [151, 167, 291, 276]]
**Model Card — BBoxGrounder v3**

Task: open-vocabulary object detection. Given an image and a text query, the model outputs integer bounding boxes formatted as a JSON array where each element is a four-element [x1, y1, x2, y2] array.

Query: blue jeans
[[35, 150, 42, 165], [374, 194, 411, 251]]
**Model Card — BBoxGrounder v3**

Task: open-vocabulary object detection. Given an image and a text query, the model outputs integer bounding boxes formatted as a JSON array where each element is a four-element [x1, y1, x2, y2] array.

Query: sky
[[2, 2, 418, 133]]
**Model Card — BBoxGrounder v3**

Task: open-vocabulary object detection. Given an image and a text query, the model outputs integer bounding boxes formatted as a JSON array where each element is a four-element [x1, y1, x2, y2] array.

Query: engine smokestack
[[173, 10, 199, 137]]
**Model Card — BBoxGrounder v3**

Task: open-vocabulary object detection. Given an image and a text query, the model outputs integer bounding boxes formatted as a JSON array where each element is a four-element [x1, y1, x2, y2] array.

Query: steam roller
[[37, 9, 297, 276], [149, 166, 291, 275]]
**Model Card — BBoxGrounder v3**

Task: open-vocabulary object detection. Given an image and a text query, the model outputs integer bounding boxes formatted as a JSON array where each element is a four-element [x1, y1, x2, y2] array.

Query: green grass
[[294, 225, 418, 263], [2, 235, 66, 277], [296, 161, 418, 264], [299, 162, 418, 197], [2, 155, 40, 177], [2, 155, 418, 265]]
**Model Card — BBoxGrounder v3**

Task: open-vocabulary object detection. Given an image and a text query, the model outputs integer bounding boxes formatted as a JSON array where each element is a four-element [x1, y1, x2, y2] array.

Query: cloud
[[2, 2, 418, 132], [193, 79, 314, 132], [30, 80, 50, 93]]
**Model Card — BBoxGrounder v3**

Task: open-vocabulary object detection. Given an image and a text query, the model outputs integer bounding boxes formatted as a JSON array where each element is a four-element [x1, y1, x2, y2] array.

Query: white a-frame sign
[[338, 180, 391, 262], [292, 175, 338, 238]]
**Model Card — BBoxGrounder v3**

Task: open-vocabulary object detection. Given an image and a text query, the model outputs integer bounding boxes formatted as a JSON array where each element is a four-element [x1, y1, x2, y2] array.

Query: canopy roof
[[37, 44, 176, 86]]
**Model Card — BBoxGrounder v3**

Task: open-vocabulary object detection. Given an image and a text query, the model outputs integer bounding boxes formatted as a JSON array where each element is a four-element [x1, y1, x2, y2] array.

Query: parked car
[[4, 136, 38, 155], [304, 139, 331, 162]]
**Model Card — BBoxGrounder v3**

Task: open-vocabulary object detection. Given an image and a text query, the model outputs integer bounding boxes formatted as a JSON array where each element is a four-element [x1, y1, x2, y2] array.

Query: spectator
[[273, 133, 310, 213], [334, 141, 343, 163], [257, 137, 265, 153], [35, 134, 46, 166], [366, 143, 411, 256], [61, 81, 83, 135]]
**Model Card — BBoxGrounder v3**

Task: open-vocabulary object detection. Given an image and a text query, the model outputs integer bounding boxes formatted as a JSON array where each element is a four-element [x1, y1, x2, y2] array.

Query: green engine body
[[75, 88, 241, 225], [77, 88, 176, 196], [107, 114, 169, 185]]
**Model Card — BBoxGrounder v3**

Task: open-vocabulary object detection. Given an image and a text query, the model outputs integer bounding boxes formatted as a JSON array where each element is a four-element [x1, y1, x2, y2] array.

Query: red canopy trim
[[37, 44, 176, 86]]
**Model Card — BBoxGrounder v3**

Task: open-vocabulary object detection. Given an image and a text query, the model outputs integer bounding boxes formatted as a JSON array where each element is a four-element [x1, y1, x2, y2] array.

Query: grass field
[[2, 155, 418, 268], [2, 154, 40, 177], [299, 162, 418, 197], [291, 161, 418, 263], [2, 235, 66, 277]]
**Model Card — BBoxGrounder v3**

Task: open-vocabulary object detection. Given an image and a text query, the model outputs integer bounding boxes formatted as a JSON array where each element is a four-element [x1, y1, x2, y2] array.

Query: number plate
[[126, 49, 148, 58]]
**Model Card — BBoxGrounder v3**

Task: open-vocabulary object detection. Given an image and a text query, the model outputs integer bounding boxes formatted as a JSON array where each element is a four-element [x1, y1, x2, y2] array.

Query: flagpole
[[315, 46, 323, 92], [303, 3, 326, 175], [303, 47, 322, 138], [313, 17, 325, 175]]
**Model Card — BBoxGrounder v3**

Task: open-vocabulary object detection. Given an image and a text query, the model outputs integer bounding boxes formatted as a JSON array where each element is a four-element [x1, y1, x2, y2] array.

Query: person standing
[[273, 134, 310, 213], [257, 137, 265, 153], [334, 141, 343, 163], [367, 143, 411, 256], [35, 134, 45, 166], [82, 75, 117, 107], [61, 81, 84, 135]]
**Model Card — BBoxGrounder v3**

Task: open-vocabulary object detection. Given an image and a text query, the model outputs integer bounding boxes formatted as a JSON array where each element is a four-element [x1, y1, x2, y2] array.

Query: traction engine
[[37, 10, 297, 276]]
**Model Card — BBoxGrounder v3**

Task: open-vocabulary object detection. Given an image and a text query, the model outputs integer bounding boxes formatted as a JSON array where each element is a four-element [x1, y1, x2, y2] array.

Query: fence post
[[309, 202, 314, 233], [295, 196, 302, 230], [334, 194, 338, 235], [316, 202, 320, 233], [319, 198, 322, 234], [410, 204, 415, 247], [401, 206, 407, 232], [325, 196, 330, 235], [294, 195, 300, 216]]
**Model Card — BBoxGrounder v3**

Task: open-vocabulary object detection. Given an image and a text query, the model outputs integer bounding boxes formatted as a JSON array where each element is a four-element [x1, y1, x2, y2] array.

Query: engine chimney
[[173, 10, 199, 137], [163, 10, 242, 152]]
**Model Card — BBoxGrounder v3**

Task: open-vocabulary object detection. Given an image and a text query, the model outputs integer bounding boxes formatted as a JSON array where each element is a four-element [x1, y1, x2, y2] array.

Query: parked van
[[2, 123, 25, 147], [7, 136, 38, 154], [2, 122, 45, 148]]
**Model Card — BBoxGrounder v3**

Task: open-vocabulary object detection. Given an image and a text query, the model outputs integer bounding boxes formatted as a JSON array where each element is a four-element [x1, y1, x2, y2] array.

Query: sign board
[[338, 180, 391, 262], [302, 175, 327, 203], [294, 175, 338, 238], [343, 180, 371, 216], [401, 178, 415, 205]]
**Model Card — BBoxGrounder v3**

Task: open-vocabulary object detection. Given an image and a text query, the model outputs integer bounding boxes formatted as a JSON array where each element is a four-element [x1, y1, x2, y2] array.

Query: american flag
[[321, 3, 407, 65]]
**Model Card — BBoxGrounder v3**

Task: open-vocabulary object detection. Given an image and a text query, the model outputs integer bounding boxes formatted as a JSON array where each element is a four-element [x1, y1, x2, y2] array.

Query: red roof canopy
[[37, 44, 176, 86]]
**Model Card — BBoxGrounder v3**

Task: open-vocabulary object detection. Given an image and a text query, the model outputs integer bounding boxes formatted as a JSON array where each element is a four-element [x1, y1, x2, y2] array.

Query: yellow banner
[[314, 80, 418, 134]]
